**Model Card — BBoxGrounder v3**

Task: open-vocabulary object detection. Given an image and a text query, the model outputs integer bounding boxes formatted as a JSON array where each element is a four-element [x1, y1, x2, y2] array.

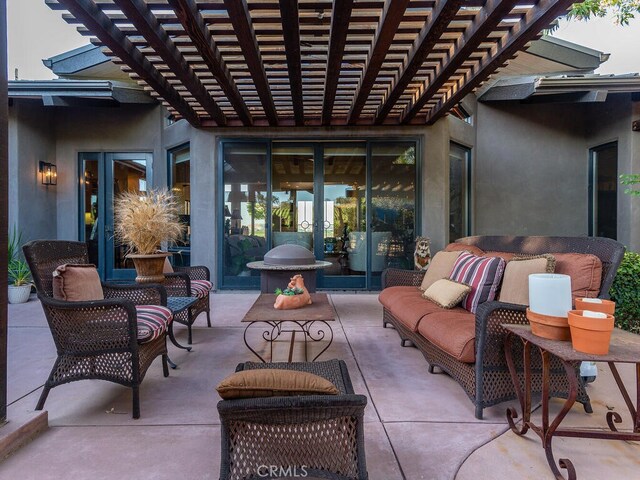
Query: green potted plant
[[7, 227, 32, 304], [114, 188, 184, 283]]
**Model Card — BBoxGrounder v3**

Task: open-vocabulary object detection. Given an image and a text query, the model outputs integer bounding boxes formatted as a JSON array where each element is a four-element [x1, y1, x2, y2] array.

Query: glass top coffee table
[[241, 293, 336, 363]]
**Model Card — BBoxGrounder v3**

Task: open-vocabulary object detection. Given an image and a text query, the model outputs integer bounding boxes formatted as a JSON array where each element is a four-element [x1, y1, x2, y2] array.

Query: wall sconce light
[[39, 161, 57, 186]]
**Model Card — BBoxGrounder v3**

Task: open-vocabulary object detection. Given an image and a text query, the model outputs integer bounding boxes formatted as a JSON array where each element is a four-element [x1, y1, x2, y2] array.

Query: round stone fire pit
[[247, 244, 331, 293]]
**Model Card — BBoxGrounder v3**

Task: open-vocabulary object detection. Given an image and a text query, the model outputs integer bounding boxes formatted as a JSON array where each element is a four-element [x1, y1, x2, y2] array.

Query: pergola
[[48, 0, 576, 128]]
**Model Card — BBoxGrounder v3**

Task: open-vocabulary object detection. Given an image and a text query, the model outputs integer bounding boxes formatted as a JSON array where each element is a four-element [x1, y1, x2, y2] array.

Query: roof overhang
[[8, 79, 156, 106], [479, 74, 640, 103], [47, 0, 583, 127]]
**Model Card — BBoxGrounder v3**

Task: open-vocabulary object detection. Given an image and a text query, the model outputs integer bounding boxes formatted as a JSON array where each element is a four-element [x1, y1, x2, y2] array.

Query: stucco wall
[[8, 101, 57, 243], [53, 103, 164, 240], [474, 101, 590, 236], [585, 94, 635, 250]]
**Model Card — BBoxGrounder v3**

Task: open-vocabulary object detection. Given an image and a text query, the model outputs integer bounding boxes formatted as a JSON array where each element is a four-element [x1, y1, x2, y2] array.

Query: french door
[[220, 140, 418, 290], [79, 152, 153, 280]]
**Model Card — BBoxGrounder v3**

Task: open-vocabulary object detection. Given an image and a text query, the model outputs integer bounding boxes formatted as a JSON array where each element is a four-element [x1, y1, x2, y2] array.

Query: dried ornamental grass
[[114, 189, 185, 255]]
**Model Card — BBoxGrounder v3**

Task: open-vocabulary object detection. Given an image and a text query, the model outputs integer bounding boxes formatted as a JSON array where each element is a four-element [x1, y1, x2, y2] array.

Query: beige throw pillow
[[52, 264, 104, 301], [498, 255, 555, 305], [420, 250, 463, 291], [216, 369, 340, 400], [422, 279, 471, 309], [163, 257, 174, 274]]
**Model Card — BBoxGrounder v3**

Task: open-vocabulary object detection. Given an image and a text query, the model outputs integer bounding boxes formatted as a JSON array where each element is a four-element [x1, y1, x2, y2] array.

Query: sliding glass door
[[218, 139, 418, 290]]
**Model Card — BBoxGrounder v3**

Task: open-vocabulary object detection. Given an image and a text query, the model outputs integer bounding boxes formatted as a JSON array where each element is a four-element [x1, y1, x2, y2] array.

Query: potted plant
[[7, 227, 32, 304], [114, 188, 184, 283]]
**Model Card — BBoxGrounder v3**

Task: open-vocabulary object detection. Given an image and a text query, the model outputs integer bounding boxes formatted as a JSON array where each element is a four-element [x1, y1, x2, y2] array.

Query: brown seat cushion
[[52, 264, 104, 301], [216, 369, 339, 399], [380, 286, 443, 331], [553, 253, 603, 299], [419, 250, 463, 290], [418, 310, 476, 363], [444, 242, 485, 256]]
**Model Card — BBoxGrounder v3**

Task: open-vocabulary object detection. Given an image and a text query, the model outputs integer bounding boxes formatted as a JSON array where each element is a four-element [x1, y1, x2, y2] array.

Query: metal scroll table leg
[[505, 333, 531, 435], [168, 322, 192, 352], [305, 321, 334, 362], [540, 350, 578, 480]]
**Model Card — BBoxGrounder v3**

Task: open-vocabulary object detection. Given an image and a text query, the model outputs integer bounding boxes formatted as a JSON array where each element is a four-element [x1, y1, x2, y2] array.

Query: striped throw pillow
[[449, 251, 506, 313]]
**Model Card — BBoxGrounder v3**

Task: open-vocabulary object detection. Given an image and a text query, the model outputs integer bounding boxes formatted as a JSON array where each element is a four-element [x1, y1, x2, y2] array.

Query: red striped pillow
[[449, 252, 506, 313]]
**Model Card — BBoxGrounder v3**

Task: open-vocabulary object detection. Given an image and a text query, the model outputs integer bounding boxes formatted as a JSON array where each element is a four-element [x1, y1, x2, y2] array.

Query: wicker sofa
[[380, 236, 625, 419]]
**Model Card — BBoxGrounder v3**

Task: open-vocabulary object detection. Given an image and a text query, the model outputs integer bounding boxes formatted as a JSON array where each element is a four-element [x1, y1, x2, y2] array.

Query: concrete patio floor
[[1, 292, 639, 479]]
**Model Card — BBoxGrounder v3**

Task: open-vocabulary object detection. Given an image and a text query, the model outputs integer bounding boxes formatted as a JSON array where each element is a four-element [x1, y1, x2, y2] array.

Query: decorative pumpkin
[[274, 274, 312, 310]]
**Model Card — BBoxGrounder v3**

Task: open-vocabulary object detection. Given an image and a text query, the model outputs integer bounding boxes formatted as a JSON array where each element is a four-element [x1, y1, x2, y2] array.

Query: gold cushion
[[498, 255, 555, 305], [216, 369, 340, 400], [422, 279, 471, 309], [420, 250, 463, 291], [52, 264, 104, 301]]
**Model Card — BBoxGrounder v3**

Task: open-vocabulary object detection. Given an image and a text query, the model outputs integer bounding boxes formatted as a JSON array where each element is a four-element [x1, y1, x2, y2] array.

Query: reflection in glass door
[[271, 145, 315, 252], [79, 152, 152, 280], [371, 143, 416, 288], [320, 144, 367, 288]]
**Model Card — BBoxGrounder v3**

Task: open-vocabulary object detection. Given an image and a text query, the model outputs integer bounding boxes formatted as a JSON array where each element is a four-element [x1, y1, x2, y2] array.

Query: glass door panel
[[370, 143, 416, 288], [271, 145, 315, 252], [221, 143, 268, 288], [320, 144, 367, 288], [105, 153, 152, 280], [79, 153, 102, 274]]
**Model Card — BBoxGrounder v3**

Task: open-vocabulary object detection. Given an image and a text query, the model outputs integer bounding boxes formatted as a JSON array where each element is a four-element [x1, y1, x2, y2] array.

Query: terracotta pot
[[526, 308, 571, 341], [568, 310, 615, 355], [574, 298, 615, 315], [128, 252, 172, 284]]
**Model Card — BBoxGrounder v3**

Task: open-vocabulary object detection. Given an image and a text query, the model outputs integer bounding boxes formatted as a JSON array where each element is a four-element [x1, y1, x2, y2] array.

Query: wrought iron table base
[[243, 320, 334, 363], [166, 297, 196, 368], [505, 333, 640, 480]]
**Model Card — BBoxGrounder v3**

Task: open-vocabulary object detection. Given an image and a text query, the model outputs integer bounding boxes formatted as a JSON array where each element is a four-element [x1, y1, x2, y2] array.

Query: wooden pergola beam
[[112, 0, 225, 126], [426, 0, 576, 124], [168, 0, 251, 126], [224, 0, 278, 126], [398, 0, 519, 124], [57, 0, 201, 126], [321, 0, 354, 126], [279, 0, 304, 126], [374, 0, 462, 124], [346, 0, 411, 125]]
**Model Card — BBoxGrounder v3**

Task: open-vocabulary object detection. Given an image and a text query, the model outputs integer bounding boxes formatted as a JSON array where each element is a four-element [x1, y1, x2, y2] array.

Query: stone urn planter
[[8, 284, 32, 304], [128, 252, 172, 284]]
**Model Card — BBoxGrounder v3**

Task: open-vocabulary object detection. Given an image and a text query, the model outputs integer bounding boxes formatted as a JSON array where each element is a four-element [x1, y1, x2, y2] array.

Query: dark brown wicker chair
[[23, 240, 170, 419], [217, 359, 368, 480], [381, 235, 626, 419], [164, 264, 212, 344]]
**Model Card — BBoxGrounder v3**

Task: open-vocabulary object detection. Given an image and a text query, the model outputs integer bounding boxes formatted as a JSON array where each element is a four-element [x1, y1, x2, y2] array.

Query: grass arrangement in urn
[[114, 188, 184, 283]]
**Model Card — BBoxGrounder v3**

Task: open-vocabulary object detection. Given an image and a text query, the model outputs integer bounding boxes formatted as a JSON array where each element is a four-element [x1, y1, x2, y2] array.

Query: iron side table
[[166, 296, 197, 368], [504, 324, 640, 480]]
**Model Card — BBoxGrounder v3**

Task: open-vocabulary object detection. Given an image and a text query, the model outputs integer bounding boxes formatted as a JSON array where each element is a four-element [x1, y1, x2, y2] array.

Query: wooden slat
[[375, 0, 463, 124], [322, 0, 354, 126], [398, 0, 519, 124], [167, 0, 251, 125], [57, 0, 201, 126], [224, 0, 278, 126], [426, 0, 576, 124], [346, 0, 411, 125], [112, 0, 225, 125], [278, 0, 304, 126]]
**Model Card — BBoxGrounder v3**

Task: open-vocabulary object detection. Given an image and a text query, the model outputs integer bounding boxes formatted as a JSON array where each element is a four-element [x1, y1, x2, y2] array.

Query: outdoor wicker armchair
[[163, 264, 212, 344], [23, 240, 171, 419], [217, 359, 368, 480]]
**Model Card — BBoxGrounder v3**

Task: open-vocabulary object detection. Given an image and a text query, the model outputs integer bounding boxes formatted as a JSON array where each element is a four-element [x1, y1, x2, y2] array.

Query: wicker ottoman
[[217, 359, 368, 480]]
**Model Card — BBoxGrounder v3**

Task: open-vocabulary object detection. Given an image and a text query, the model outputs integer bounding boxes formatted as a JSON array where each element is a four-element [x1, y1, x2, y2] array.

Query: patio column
[[0, 0, 9, 424]]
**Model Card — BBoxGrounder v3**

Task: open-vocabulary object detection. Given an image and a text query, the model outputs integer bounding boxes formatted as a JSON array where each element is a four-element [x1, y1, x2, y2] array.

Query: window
[[168, 143, 191, 266], [449, 142, 471, 242], [589, 142, 618, 239]]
